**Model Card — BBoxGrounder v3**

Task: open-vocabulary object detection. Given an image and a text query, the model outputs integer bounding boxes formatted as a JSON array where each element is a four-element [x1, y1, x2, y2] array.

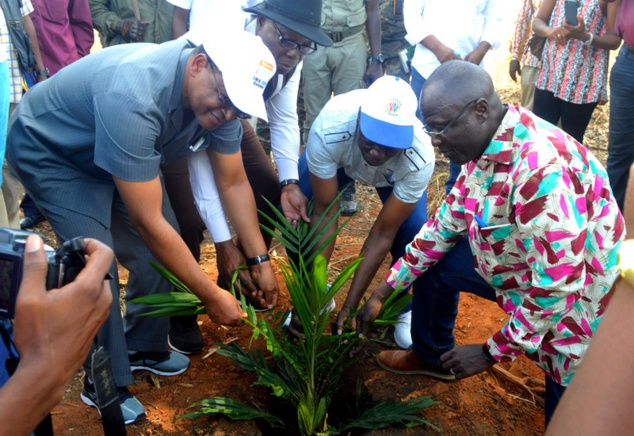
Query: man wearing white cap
[[295, 76, 434, 349], [6, 30, 276, 423], [165, 0, 333, 355]]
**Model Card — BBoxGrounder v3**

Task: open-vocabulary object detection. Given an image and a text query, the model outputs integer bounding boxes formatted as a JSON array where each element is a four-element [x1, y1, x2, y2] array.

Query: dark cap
[[244, 0, 333, 47]]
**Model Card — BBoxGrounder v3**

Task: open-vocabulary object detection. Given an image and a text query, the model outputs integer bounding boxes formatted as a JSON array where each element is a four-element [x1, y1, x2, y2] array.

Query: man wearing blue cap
[[294, 75, 435, 348]]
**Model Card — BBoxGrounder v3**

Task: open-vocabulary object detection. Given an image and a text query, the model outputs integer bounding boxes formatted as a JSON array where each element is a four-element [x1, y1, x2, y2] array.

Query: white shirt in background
[[404, 0, 504, 79]]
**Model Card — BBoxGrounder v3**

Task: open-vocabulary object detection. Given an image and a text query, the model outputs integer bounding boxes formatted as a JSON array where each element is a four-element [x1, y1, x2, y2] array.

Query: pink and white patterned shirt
[[536, 0, 610, 105], [386, 105, 624, 385]]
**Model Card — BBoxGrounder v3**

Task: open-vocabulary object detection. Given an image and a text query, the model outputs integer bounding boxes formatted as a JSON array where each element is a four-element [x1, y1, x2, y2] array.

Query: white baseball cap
[[201, 31, 276, 121], [359, 76, 418, 149]]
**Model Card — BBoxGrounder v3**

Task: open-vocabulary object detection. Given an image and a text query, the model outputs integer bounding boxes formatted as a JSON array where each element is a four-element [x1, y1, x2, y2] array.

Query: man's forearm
[[136, 218, 219, 304], [0, 363, 63, 436], [219, 179, 268, 258], [89, 0, 121, 37], [365, 0, 381, 57], [344, 233, 394, 309]]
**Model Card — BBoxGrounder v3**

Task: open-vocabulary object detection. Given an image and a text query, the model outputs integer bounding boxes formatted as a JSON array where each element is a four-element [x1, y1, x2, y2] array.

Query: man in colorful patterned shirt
[[356, 60, 624, 424]]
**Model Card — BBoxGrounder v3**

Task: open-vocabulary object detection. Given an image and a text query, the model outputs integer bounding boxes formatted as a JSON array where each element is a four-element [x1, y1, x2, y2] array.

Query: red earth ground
[[38, 166, 548, 436]]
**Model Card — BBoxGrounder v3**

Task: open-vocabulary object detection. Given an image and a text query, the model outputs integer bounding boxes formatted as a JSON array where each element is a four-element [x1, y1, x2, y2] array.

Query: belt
[[627, 43, 634, 54], [325, 25, 364, 43]]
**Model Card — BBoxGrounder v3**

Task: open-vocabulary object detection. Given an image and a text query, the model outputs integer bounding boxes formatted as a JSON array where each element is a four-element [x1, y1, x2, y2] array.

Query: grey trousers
[[25, 178, 177, 386]]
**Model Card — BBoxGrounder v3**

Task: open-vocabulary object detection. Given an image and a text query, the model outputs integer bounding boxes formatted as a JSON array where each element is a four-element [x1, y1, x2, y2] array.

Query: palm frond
[[129, 292, 204, 316], [149, 260, 193, 294], [340, 396, 439, 431], [179, 397, 282, 424]]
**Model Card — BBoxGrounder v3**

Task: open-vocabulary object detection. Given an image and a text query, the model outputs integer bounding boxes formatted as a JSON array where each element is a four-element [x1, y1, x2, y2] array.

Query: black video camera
[[0, 228, 87, 318]]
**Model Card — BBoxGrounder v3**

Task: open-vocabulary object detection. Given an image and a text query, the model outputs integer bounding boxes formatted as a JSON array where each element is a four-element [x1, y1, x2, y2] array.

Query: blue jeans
[[298, 152, 429, 312], [607, 45, 634, 212], [411, 67, 461, 196]]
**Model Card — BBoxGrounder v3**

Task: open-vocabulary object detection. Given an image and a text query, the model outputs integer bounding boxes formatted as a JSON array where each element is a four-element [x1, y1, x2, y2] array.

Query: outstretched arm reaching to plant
[[336, 194, 415, 334], [114, 176, 246, 325], [355, 278, 396, 338], [208, 148, 279, 310]]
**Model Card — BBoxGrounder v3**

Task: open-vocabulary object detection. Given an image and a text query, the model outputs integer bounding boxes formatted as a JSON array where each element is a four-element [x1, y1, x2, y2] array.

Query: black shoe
[[19, 212, 45, 229], [168, 315, 203, 355]]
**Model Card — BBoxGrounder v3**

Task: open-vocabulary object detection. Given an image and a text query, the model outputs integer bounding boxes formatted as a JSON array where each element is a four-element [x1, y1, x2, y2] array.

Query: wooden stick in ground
[[490, 365, 545, 405]]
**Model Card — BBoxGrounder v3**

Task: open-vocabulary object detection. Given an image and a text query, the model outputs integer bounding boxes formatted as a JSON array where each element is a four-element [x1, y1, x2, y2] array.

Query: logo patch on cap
[[252, 60, 275, 90], [385, 99, 402, 116]]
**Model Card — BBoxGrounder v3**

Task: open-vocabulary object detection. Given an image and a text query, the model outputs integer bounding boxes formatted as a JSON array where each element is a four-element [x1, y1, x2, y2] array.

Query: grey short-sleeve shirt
[[9, 40, 241, 183], [7, 39, 242, 225], [305, 89, 435, 204]]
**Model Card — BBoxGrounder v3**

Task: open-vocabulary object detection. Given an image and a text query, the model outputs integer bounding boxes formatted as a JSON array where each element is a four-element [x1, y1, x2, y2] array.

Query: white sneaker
[[393, 310, 412, 349]]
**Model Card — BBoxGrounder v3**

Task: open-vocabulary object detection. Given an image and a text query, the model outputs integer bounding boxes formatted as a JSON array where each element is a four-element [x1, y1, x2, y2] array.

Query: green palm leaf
[[340, 396, 439, 431], [180, 397, 282, 424]]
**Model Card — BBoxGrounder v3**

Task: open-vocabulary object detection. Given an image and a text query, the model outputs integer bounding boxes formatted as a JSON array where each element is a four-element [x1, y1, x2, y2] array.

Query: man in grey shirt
[[7, 30, 278, 424], [293, 75, 435, 349]]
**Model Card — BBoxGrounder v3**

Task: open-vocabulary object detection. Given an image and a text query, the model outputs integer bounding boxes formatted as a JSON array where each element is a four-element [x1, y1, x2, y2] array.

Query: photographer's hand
[[0, 236, 113, 435]]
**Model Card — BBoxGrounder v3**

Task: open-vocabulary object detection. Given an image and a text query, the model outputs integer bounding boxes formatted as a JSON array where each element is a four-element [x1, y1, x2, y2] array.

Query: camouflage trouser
[[383, 54, 410, 82], [380, 0, 409, 82]]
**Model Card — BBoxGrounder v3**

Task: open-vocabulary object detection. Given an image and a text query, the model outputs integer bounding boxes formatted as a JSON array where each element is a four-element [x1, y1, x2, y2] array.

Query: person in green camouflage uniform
[[380, 0, 410, 81], [89, 0, 173, 47]]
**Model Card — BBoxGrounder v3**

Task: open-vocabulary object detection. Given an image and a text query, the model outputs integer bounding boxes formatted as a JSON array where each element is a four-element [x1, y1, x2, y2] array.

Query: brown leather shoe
[[376, 350, 455, 381]]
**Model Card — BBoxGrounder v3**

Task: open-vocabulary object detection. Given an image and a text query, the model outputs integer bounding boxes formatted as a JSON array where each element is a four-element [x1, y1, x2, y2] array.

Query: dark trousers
[[20, 192, 40, 217], [533, 88, 598, 143], [545, 376, 566, 426], [606, 45, 634, 212], [412, 236, 565, 425], [24, 180, 177, 386], [161, 119, 280, 260]]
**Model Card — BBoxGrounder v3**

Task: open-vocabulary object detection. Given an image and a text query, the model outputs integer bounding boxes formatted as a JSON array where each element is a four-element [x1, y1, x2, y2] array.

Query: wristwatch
[[35, 68, 50, 77], [368, 54, 385, 63]]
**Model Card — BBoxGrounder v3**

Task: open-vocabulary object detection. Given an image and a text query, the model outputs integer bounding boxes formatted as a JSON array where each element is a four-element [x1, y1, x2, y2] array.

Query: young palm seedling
[[132, 197, 437, 435]]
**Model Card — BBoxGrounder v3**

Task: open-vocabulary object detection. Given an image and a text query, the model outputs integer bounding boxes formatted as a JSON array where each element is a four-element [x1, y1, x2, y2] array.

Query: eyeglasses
[[423, 99, 479, 138], [271, 21, 317, 55], [210, 62, 251, 119]]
